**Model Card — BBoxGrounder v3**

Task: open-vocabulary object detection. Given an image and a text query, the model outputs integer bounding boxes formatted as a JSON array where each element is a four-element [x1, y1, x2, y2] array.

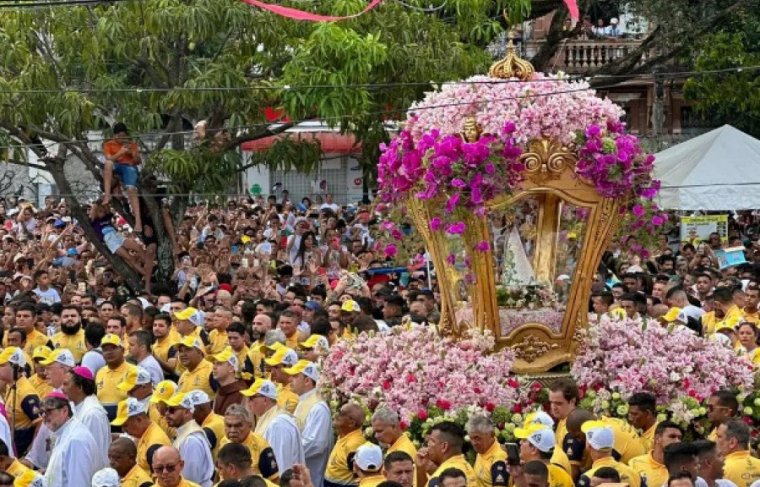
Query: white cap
[[41, 349, 76, 368], [678, 305, 705, 323], [92, 468, 121, 487], [355, 443, 383, 472], [524, 411, 555, 428], [160, 303, 171, 313], [188, 390, 211, 406], [518, 426, 556, 453], [610, 17, 619, 24], [134, 367, 152, 386], [582, 421, 615, 450]]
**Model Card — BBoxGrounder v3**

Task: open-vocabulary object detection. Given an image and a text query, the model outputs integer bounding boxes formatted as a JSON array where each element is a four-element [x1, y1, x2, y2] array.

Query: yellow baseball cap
[[117, 367, 152, 393], [0, 347, 25, 367], [32, 346, 52, 361], [283, 360, 320, 382], [151, 380, 178, 404], [40, 348, 76, 367], [260, 342, 284, 357], [165, 392, 195, 410], [111, 397, 147, 426], [208, 348, 239, 371], [101, 334, 124, 348], [264, 347, 299, 367], [176, 335, 205, 353], [299, 334, 329, 350], [173, 307, 197, 321], [241, 378, 278, 399], [341, 300, 361, 312], [608, 308, 627, 320], [662, 307, 682, 323]]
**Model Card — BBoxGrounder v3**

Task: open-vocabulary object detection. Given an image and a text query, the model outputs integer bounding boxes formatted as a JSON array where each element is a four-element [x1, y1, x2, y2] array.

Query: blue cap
[[53, 219, 66, 229], [66, 248, 78, 257], [304, 301, 322, 311]]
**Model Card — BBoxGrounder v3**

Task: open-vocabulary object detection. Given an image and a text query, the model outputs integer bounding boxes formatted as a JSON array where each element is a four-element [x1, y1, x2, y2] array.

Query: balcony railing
[[525, 38, 650, 74]]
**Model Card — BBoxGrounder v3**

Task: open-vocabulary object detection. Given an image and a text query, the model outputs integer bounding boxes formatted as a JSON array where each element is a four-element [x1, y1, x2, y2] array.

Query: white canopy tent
[[654, 125, 760, 210]]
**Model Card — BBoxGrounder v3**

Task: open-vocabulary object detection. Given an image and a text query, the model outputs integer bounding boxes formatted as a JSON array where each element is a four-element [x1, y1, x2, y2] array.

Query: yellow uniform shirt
[[359, 475, 386, 487], [248, 341, 266, 379], [715, 305, 744, 331], [744, 311, 759, 324], [220, 432, 279, 479], [473, 441, 508, 487], [207, 330, 229, 356], [153, 330, 181, 369], [137, 421, 172, 472], [629, 453, 667, 487], [388, 433, 418, 458], [428, 454, 476, 487], [547, 464, 573, 487], [325, 429, 366, 487], [24, 330, 51, 358], [285, 333, 300, 350], [122, 464, 154, 487], [178, 359, 216, 398], [176, 480, 201, 487], [640, 422, 658, 453], [723, 450, 760, 487], [601, 416, 645, 464], [29, 373, 54, 398], [51, 329, 87, 363], [555, 418, 568, 450], [550, 448, 572, 474], [3, 376, 42, 455], [703, 311, 718, 336], [149, 402, 175, 439], [577, 456, 641, 487], [201, 411, 226, 458], [96, 361, 138, 419], [277, 383, 299, 415]]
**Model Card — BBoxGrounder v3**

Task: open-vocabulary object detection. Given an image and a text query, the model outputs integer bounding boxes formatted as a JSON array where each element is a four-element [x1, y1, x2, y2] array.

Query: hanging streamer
[[240, 0, 384, 21], [563, 0, 579, 21]]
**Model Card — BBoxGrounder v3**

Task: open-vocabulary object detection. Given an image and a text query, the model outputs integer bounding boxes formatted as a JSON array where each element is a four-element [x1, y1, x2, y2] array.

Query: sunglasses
[[41, 405, 64, 415], [153, 463, 180, 473]]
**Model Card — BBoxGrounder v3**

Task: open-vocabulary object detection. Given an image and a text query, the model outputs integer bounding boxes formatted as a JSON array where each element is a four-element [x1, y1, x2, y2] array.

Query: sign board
[[679, 215, 728, 244]]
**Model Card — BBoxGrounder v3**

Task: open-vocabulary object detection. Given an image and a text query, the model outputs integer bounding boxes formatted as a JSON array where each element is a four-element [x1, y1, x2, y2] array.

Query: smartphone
[[504, 443, 520, 466], [78, 282, 86, 293], [241, 258, 249, 269]]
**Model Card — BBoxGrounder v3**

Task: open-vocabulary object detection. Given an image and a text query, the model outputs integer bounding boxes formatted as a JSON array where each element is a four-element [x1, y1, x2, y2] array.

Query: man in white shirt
[[127, 330, 163, 386], [42, 391, 99, 487], [242, 378, 304, 472], [285, 360, 333, 487], [32, 270, 61, 305], [319, 194, 340, 214], [164, 392, 214, 487], [62, 366, 111, 471]]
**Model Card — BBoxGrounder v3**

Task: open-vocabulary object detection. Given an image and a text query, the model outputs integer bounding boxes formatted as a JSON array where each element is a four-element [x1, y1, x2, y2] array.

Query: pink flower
[[417, 409, 429, 421], [632, 204, 645, 217], [474, 240, 490, 252], [430, 217, 442, 231], [384, 244, 397, 258], [436, 399, 452, 411], [445, 222, 466, 235], [446, 253, 456, 265]]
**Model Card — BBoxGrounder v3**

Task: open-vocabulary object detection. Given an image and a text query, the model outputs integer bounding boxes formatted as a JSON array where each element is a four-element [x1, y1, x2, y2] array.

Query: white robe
[[174, 422, 214, 487], [0, 407, 14, 457], [44, 417, 99, 487], [264, 412, 305, 473], [74, 395, 111, 471], [300, 392, 333, 487]]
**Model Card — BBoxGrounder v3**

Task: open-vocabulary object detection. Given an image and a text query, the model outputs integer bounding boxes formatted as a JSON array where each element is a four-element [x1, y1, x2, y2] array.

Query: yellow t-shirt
[[428, 454, 476, 487], [220, 432, 279, 479], [388, 433, 418, 458], [703, 311, 718, 336], [629, 452, 667, 487], [473, 441, 508, 487], [640, 422, 658, 453], [601, 416, 646, 464], [577, 456, 641, 487], [24, 330, 51, 358], [555, 418, 568, 450], [96, 361, 138, 417], [547, 464, 574, 487], [52, 329, 87, 363], [137, 421, 172, 472], [359, 475, 387, 487], [207, 330, 229, 356], [178, 359, 215, 398], [715, 305, 744, 331], [744, 311, 759, 324], [285, 332, 300, 350], [29, 373, 54, 399], [325, 429, 366, 486], [153, 330, 181, 369], [248, 341, 266, 379], [550, 448, 572, 474], [276, 383, 299, 414], [723, 450, 760, 487], [122, 463, 154, 487], [201, 411, 226, 458]]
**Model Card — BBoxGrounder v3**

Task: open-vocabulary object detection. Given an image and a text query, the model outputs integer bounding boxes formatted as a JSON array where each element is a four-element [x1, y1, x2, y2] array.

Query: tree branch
[[529, 8, 575, 71], [219, 122, 294, 155]]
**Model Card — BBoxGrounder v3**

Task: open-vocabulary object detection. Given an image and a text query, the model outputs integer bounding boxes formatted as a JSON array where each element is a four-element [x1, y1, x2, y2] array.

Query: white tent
[[654, 125, 760, 210]]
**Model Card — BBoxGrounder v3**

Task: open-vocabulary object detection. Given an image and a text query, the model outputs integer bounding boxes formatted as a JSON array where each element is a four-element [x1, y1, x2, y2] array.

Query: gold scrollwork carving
[[519, 138, 578, 183], [511, 335, 559, 363]]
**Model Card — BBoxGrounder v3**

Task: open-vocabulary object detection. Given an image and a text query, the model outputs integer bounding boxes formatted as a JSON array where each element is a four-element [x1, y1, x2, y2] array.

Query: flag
[[563, 0, 579, 21], [240, 0, 383, 22]]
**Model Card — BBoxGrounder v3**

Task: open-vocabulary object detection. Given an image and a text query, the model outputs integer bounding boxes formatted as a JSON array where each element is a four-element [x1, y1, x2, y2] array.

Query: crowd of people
[[2, 146, 760, 487]]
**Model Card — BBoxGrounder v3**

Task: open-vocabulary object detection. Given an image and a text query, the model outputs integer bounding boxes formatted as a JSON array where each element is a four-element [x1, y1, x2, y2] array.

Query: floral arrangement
[[320, 325, 521, 426], [571, 315, 755, 427], [496, 283, 558, 309]]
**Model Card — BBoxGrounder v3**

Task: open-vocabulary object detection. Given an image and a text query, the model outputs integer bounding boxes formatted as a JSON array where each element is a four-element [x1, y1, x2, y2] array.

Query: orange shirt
[[103, 139, 140, 166]]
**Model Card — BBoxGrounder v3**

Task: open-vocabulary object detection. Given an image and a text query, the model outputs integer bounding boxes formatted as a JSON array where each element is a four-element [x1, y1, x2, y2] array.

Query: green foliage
[[683, 7, 760, 137], [146, 148, 242, 195], [246, 137, 324, 174]]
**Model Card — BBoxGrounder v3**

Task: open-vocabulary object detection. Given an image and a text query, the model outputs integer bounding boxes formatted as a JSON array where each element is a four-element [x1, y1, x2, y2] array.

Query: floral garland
[[571, 315, 755, 427]]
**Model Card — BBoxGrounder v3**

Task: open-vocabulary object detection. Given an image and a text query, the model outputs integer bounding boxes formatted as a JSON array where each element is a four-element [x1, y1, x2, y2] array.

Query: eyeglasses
[[153, 463, 180, 473], [41, 405, 64, 416]]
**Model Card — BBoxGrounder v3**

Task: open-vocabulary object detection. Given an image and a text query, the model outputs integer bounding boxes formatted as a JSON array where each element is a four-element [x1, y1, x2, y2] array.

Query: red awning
[[241, 131, 361, 155]]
